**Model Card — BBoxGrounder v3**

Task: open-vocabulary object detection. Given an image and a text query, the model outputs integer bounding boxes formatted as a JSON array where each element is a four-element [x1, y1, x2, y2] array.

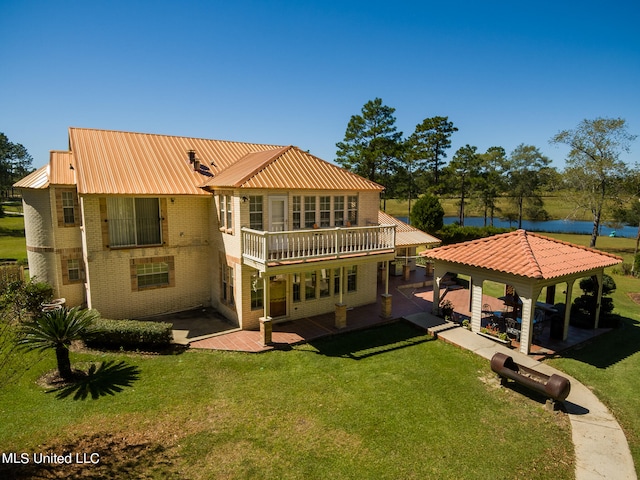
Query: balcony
[[242, 224, 396, 270]]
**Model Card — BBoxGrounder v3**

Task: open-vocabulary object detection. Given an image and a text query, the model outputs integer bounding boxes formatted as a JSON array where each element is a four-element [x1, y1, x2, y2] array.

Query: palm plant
[[19, 307, 100, 380]]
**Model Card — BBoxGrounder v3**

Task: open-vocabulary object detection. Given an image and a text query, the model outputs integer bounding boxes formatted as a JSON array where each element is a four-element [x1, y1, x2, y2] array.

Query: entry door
[[270, 275, 287, 317]]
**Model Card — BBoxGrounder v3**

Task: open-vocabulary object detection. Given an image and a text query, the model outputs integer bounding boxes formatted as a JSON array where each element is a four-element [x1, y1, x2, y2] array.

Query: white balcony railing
[[242, 224, 396, 267]]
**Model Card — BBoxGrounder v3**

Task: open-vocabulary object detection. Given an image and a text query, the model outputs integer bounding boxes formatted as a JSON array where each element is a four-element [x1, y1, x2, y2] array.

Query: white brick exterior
[[23, 186, 388, 328]]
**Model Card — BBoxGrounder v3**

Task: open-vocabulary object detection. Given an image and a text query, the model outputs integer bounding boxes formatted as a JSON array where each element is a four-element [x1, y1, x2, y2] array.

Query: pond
[[443, 217, 639, 238], [396, 216, 639, 238]]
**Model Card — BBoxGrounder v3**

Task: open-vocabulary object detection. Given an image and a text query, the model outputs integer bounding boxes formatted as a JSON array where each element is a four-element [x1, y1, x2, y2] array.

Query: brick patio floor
[[188, 270, 609, 357], [190, 270, 433, 352]]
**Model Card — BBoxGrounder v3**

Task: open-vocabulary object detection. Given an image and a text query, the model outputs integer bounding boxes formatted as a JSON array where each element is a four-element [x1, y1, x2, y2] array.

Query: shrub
[[436, 224, 511, 245], [86, 318, 173, 350], [411, 194, 444, 232]]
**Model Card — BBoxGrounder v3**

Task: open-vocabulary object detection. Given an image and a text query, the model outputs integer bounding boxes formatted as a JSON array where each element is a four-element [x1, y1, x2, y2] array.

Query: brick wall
[[81, 195, 213, 319]]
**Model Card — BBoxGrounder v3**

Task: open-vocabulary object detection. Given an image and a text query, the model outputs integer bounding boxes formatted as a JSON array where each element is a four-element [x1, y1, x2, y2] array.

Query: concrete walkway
[[436, 327, 637, 480]]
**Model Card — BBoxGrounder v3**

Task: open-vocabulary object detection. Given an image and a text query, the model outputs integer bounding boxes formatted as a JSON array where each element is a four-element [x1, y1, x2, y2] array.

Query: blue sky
[[2, 0, 639, 170]]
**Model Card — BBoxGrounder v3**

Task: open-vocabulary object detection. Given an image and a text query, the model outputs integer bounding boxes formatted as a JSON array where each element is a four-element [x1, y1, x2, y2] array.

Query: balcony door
[[269, 196, 287, 232], [268, 196, 288, 256]]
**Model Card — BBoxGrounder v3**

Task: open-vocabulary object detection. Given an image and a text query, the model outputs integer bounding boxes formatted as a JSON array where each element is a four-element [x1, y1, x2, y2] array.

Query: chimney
[[194, 158, 201, 171], [187, 150, 196, 164]]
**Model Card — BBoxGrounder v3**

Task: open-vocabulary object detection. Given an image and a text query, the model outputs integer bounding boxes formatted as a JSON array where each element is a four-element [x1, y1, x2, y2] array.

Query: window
[[347, 196, 358, 226], [137, 262, 169, 288], [334, 268, 342, 295], [319, 269, 330, 297], [249, 196, 263, 230], [292, 273, 301, 302], [219, 194, 233, 231], [221, 265, 234, 306], [334, 196, 344, 226], [61, 191, 76, 225], [304, 196, 316, 228], [305, 271, 316, 300], [292, 196, 301, 229], [347, 265, 357, 292], [67, 258, 80, 282], [107, 197, 161, 247], [251, 272, 263, 310], [319, 196, 330, 227], [62, 256, 83, 285]]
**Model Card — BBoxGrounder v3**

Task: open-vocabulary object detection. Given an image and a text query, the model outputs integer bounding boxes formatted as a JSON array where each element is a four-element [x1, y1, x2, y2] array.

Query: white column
[[432, 263, 442, 315], [385, 260, 389, 295], [519, 296, 535, 355], [470, 276, 484, 332], [262, 274, 270, 319]]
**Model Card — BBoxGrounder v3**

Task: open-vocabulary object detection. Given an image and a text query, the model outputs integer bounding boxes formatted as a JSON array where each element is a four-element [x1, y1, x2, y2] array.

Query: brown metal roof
[[378, 211, 441, 247], [17, 128, 384, 195], [49, 151, 76, 185], [69, 128, 282, 195], [13, 151, 75, 189], [421, 229, 622, 280], [202, 145, 384, 191], [13, 164, 49, 189]]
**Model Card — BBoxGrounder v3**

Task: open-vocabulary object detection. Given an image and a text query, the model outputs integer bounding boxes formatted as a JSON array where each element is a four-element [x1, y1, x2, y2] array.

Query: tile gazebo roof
[[421, 229, 622, 280]]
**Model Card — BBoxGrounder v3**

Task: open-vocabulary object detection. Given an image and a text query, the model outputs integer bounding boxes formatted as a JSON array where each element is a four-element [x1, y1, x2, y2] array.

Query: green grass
[[0, 324, 573, 479], [384, 194, 595, 222], [0, 215, 27, 260], [2, 209, 639, 477]]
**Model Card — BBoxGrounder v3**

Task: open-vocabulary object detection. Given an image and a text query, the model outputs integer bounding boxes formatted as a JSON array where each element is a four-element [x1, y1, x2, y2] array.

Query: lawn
[[1, 214, 639, 478], [0, 215, 27, 261], [0, 323, 573, 479], [383, 195, 595, 222]]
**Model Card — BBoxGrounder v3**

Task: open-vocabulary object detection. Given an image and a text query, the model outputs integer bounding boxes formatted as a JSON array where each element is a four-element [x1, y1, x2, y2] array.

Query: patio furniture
[[505, 317, 521, 341]]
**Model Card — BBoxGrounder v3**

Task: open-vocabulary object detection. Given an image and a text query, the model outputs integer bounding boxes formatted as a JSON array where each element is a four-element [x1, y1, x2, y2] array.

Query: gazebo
[[421, 230, 622, 354]]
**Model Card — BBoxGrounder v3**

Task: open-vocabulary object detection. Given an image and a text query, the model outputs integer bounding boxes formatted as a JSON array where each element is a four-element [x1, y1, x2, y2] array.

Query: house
[[15, 128, 408, 332]]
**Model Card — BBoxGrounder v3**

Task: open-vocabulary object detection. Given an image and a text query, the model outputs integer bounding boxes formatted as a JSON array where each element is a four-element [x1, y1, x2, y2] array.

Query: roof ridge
[[68, 127, 283, 150], [226, 145, 292, 187], [517, 230, 544, 278]]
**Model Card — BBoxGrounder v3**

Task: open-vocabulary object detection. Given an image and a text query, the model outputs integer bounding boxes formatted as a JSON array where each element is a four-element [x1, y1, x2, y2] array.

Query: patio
[[175, 267, 610, 358]]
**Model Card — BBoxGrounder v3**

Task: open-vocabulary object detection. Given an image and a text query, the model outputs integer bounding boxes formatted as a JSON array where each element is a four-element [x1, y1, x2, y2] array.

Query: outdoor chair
[[505, 317, 521, 342]]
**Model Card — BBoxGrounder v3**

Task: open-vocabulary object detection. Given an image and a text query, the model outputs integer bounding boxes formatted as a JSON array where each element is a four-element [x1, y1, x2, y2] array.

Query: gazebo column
[[431, 263, 444, 315], [563, 280, 576, 341], [470, 275, 485, 333], [519, 295, 536, 355], [594, 271, 604, 328]]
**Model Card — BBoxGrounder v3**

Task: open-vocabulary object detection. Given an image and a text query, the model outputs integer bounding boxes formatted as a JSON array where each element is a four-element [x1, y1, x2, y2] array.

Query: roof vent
[[187, 150, 196, 164], [194, 159, 201, 171]]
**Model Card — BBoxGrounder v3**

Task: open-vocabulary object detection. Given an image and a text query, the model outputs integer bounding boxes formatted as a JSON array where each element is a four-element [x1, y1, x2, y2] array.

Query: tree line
[[0, 132, 34, 202], [335, 98, 637, 248]]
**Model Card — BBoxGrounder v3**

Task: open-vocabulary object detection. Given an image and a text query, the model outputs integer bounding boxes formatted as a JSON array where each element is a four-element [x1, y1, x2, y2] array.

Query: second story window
[[304, 196, 316, 228], [334, 196, 344, 226], [249, 196, 263, 230], [107, 197, 161, 247], [61, 191, 76, 225], [219, 195, 233, 231], [347, 195, 358, 226], [319, 196, 330, 227], [292, 196, 301, 229]]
